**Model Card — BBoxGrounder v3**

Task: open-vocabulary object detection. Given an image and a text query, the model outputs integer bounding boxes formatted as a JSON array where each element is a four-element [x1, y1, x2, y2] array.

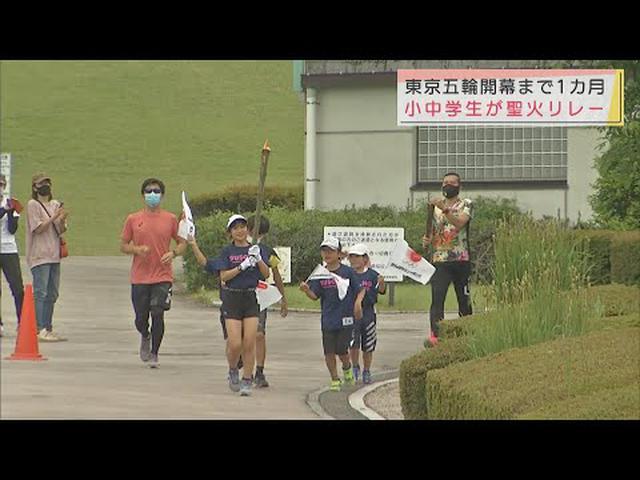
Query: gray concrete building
[[296, 60, 602, 222]]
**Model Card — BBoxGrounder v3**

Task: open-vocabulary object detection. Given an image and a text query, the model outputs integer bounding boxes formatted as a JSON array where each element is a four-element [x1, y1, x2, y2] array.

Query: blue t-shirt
[[205, 243, 270, 290], [353, 268, 382, 322], [309, 264, 361, 332]]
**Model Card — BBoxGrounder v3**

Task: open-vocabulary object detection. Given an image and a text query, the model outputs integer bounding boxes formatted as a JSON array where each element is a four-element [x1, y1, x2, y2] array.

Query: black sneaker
[[254, 373, 269, 388]]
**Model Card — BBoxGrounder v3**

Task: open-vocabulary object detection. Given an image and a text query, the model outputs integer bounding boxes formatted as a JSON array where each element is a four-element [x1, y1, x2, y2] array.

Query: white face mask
[[0, 187, 4, 197]]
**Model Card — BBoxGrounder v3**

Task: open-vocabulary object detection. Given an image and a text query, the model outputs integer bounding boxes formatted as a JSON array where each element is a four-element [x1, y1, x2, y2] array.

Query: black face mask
[[442, 184, 460, 199], [36, 185, 51, 196]]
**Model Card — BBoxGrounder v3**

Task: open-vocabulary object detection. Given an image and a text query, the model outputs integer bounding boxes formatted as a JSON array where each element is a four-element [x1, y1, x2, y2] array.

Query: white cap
[[320, 236, 341, 251], [348, 243, 369, 256], [226, 214, 247, 230]]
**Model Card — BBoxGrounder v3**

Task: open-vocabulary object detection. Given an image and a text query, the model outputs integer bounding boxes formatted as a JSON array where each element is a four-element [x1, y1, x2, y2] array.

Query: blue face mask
[[144, 192, 162, 208]]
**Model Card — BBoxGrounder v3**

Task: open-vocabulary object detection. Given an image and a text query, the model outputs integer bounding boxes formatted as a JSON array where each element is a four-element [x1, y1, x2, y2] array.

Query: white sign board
[[324, 226, 405, 282], [265, 246, 291, 284], [397, 69, 624, 126], [0, 153, 11, 197]]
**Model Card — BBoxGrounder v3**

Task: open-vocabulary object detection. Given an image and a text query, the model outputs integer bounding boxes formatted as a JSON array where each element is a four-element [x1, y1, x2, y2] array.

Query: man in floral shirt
[[422, 172, 473, 345]]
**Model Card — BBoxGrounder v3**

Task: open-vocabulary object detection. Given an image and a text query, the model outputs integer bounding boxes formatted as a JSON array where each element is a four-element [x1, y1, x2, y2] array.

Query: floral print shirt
[[430, 198, 473, 263]]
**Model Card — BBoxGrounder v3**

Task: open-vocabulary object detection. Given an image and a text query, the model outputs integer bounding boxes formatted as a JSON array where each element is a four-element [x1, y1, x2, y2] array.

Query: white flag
[[306, 264, 349, 300], [178, 191, 196, 240], [386, 240, 436, 285], [255, 280, 282, 312]]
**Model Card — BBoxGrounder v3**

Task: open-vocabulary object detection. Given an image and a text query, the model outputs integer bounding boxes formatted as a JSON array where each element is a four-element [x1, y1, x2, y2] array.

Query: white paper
[[386, 240, 436, 285], [306, 264, 349, 300], [255, 281, 282, 312], [179, 191, 195, 239]]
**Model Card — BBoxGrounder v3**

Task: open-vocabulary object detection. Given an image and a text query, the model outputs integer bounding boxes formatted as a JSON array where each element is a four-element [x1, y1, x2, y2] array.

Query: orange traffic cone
[[6, 284, 47, 361]]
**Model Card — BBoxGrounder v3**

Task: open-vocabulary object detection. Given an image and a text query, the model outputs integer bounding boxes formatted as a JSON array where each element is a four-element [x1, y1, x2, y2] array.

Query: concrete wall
[[312, 84, 416, 209], [307, 84, 602, 222]]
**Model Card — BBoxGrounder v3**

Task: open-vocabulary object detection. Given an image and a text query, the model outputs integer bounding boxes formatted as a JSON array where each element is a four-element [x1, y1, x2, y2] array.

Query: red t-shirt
[[121, 209, 179, 284]]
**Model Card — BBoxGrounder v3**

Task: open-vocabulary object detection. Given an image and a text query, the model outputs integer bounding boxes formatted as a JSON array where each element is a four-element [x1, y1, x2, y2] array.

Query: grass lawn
[[192, 282, 493, 313], [0, 61, 304, 254]]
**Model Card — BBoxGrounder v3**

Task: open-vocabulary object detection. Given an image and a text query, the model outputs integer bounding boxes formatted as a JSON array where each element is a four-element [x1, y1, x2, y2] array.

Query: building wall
[[308, 84, 602, 222]]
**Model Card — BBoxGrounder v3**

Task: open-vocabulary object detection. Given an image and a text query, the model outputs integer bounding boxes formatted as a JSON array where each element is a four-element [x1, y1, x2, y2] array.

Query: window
[[417, 126, 568, 182]]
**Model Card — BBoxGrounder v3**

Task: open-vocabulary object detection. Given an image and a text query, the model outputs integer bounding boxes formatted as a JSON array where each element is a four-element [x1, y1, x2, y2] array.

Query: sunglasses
[[144, 188, 162, 194]]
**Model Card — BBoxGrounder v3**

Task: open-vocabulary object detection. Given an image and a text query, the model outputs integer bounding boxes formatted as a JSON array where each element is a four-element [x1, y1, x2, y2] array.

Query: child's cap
[[320, 236, 341, 251], [348, 243, 369, 256], [226, 214, 247, 231]]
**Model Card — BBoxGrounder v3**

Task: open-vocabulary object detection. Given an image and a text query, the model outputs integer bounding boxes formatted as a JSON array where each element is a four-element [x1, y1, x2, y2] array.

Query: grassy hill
[[0, 61, 304, 254]]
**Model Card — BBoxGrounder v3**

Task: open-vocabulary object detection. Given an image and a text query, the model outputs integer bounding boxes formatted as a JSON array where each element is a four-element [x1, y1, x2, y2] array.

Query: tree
[[589, 61, 640, 229]]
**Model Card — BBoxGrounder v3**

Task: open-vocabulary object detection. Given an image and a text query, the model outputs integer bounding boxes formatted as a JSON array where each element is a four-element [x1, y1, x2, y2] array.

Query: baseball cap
[[348, 243, 369, 256], [32, 173, 51, 185], [320, 236, 341, 251], [226, 214, 247, 231]]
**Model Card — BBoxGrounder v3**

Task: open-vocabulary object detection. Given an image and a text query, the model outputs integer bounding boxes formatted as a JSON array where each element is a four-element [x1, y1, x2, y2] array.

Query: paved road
[[1, 257, 430, 419]]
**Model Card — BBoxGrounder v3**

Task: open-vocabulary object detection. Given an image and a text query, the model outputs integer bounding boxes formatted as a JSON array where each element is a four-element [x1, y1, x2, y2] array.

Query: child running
[[300, 237, 365, 392], [346, 243, 386, 384], [188, 214, 270, 396], [247, 215, 288, 388]]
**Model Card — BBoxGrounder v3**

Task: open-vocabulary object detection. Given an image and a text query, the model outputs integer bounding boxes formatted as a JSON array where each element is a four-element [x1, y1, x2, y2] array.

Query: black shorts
[[131, 282, 172, 313], [350, 314, 377, 353], [322, 328, 352, 356], [220, 304, 267, 340], [221, 289, 259, 321]]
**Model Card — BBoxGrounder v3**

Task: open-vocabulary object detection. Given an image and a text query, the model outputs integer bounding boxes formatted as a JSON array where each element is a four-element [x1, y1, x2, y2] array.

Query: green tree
[[590, 61, 640, 229]]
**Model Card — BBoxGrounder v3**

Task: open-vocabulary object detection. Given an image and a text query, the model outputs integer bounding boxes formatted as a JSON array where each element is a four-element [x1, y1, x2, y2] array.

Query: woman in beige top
[[25, 173, 68, 342]]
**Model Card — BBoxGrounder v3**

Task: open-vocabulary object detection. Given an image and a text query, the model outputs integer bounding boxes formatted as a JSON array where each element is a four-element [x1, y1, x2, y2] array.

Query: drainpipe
[[305, 87, 318, 210]]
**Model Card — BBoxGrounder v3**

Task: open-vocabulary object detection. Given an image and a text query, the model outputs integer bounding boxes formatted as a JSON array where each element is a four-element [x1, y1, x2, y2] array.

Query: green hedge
[[586, 284, 640, 317], [183, 197, 523, 291], [610, 231, 640, 285], [425, 324, 640, 419], [573, 230, 640, 285], [189, 184, 303, 218], [398, 337, 472, 420]]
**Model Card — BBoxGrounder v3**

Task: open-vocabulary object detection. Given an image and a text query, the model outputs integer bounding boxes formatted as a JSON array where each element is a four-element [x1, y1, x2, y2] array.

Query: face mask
[[37, 185, 51, 196], [442, 184, 460, 199], [0, 187, 4, 197], [144, 192, 162, 208]]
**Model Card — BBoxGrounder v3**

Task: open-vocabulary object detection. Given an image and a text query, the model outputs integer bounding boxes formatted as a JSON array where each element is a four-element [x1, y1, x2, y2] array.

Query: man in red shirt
[[120, 178, 187, 368]]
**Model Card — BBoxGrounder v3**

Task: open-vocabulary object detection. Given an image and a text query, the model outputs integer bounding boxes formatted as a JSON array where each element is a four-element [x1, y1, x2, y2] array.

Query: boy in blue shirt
[[347, 243, 386, 384], [300, 237, 366, 392]]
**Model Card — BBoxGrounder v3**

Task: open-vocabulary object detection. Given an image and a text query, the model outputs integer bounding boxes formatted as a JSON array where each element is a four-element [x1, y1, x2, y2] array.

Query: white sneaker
[[47, 331, 67, 342], [39, 329, 66, 342]]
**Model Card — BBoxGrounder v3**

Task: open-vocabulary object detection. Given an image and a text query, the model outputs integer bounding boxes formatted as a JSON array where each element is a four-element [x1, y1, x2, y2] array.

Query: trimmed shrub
[[610, 231, 640, 285], [182, 196, 523, 292], [189, 184, 303, 217], [572, 230, 613, 285], [398, 337, 472, 420], [587, 284, 640, 317], [426, 325, 640, 419]]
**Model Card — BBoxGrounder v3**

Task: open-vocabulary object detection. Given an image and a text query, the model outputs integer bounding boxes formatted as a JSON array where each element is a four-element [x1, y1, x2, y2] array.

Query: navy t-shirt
[[205, 243, 270, 290], [353, 268, 381, 322], [309, 264, 361, 332]]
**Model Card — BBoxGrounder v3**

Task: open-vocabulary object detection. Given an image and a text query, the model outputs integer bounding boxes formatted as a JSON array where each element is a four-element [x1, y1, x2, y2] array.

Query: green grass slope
[[0, 61, 304, 254]]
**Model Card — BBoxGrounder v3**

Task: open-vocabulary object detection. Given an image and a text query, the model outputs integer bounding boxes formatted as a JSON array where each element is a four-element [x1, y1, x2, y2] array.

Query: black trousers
[[0, 253, 25, 325], [429, 261, 472, 336], [131, 283, 172, 355]]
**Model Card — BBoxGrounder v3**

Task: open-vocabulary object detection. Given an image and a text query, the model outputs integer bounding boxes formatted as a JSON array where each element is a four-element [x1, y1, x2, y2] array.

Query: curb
[[348, 378, 399, 420], [305, 368, 399, 420], [306, 386, 335, 420]]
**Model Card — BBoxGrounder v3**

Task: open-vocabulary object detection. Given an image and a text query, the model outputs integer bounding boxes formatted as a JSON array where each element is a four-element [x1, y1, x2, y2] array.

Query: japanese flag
[[255, 281, 282, 312], [306, 264, 349, 301], [386, 240, 436, 285], [178, 191, 196, 240]]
